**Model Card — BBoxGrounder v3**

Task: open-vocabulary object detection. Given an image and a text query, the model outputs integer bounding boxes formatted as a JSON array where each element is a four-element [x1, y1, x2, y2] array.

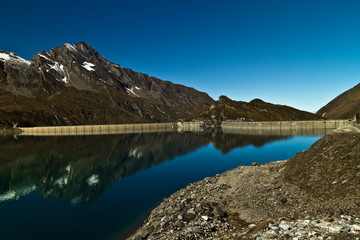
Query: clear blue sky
[[1, 0, 360, 112]]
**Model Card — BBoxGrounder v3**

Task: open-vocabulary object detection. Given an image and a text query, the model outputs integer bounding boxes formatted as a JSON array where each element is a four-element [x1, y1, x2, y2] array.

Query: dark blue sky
[[1, 0, 360, 112]]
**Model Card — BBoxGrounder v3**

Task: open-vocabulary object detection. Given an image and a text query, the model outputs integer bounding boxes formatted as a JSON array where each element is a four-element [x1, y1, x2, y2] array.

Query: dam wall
[[19, 123, 176, 136], [221, 120, 349, 136], [176, 121, 204, 131]]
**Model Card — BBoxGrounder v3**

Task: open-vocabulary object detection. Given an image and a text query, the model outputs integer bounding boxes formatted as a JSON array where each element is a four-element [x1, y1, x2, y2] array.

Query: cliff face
[[0, 42, 214, 126], [317, 82, 360, 119], [193, 95, 322, 122]]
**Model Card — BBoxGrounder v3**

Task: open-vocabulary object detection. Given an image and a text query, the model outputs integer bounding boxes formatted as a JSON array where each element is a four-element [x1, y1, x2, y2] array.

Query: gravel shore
[[128, 132, 360, 240]]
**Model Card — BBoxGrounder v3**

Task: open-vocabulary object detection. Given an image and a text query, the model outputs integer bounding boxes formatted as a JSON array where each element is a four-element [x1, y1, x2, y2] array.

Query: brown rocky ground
[[128, 131, 360, 240]]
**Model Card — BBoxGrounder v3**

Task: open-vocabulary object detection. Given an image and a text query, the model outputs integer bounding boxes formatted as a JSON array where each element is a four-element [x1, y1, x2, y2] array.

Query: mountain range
[[0, 42, 213, 127], [0, 42, 339, 127]]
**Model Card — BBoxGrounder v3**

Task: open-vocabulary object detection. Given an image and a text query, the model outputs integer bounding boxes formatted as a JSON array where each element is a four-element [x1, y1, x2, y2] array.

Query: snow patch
[[129, 147, 144, 159], [82, 61, 95, 71], [126, 87, 139, 96], [0, 52, 30, 65], [87, 174, 99, 186], [0, 190, 16, 202], [47, 62, 64, 73], [46, 61, 68, 83], [65, 43, 77, 52], [38, 54, 51, 61], [54, 165, 71, 187], [0, 52, 10, 61], [54, 176, 68, 187]]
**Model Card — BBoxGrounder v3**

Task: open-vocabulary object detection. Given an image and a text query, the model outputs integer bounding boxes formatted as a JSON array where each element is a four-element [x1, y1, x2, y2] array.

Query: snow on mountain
[[0, 51, 30, 65], [0, 41, 214, 126], [0, 52, 11, 61], [82, 61, 95, 71]]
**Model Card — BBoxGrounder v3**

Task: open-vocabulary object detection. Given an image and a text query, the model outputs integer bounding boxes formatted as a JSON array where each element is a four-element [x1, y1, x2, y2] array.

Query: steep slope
[[317, 82, 360, 119], [193, 95, 322, 122], [0, 42, 214, 126]]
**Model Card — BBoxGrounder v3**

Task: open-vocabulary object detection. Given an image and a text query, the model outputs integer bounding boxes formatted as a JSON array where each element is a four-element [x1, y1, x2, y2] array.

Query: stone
[[248, 224, 256, 229], [340, 225, 351, 232], [318, 221, 331, 227], [202, 215, 209, 221], [175, 220, 184, 228], [251, 162, 260, 166], [135, 228, 151, 240], [263, 230, 278, 238], [183, 212, 195, 222], [212, 206, 226, 217], [329, 225, 341, 233], [187, 208, 196, 215], [279, 222, 291, 230], [352, 224, 360, 231]]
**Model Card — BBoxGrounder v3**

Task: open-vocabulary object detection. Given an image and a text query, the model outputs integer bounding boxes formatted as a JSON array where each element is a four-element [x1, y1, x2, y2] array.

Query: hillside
[[192, 95, 322, 122], [0, 42, 214, 126], [129, 132, 360, 240], [317, 82, 360, 119]]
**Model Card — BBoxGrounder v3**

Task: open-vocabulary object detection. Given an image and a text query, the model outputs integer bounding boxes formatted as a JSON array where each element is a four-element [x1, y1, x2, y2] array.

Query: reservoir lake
[[0, 130, 322, 240]]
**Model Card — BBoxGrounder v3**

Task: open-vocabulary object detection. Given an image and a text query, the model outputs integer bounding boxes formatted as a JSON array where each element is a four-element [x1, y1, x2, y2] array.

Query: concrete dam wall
[[19, 123, 176, 136], [222, 120, 349, 136]]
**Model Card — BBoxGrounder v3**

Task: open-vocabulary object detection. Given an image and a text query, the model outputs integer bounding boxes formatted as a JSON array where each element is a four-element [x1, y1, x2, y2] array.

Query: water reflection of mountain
[[208, 133, 289, 154], [0, 132, 290, 204]]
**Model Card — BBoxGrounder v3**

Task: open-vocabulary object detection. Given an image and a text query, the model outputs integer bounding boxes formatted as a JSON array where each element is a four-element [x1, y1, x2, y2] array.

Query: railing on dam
[[19, 123, 176, 136], [221, 120, 349, 136]]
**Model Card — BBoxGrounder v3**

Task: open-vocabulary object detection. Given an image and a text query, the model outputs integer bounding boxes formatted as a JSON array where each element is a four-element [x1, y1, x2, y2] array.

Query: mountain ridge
[[192, 95, 322, 122], [317, 82, 360, 119], [0, 42, 214, 126]]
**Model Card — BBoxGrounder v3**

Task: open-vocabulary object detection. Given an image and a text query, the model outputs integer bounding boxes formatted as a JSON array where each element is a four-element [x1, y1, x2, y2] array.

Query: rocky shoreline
[[128, 131, 360, 240]]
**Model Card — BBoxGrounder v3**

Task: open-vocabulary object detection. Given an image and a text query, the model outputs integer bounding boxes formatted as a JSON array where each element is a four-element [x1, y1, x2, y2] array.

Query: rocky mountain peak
[[0, 42, 214, 126], [0, 50, 31, 67]]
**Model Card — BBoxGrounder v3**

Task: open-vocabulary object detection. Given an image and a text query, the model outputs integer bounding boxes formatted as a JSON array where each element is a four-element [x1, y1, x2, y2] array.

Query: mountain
[[192, 95, 323, 122], [317, 83, 360, 119], [0, 42, 214, 126]]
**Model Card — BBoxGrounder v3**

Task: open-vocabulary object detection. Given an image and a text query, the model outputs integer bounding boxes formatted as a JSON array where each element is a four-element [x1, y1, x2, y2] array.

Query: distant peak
[[63, 43, 78, 52], [249, 98, 265, 104], [218, 95, 231, 102], [0, 51, 31, 65]]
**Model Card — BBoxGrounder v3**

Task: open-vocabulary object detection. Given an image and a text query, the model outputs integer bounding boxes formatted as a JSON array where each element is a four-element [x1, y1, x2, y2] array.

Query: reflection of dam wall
[[177, 121, 204, 131], [222, 120, 349, 136], [19, 123, 176, 136]]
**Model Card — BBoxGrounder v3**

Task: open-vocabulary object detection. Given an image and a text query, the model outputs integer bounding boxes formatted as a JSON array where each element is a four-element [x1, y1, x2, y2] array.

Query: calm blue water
[[0, 132, 321, 240]]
